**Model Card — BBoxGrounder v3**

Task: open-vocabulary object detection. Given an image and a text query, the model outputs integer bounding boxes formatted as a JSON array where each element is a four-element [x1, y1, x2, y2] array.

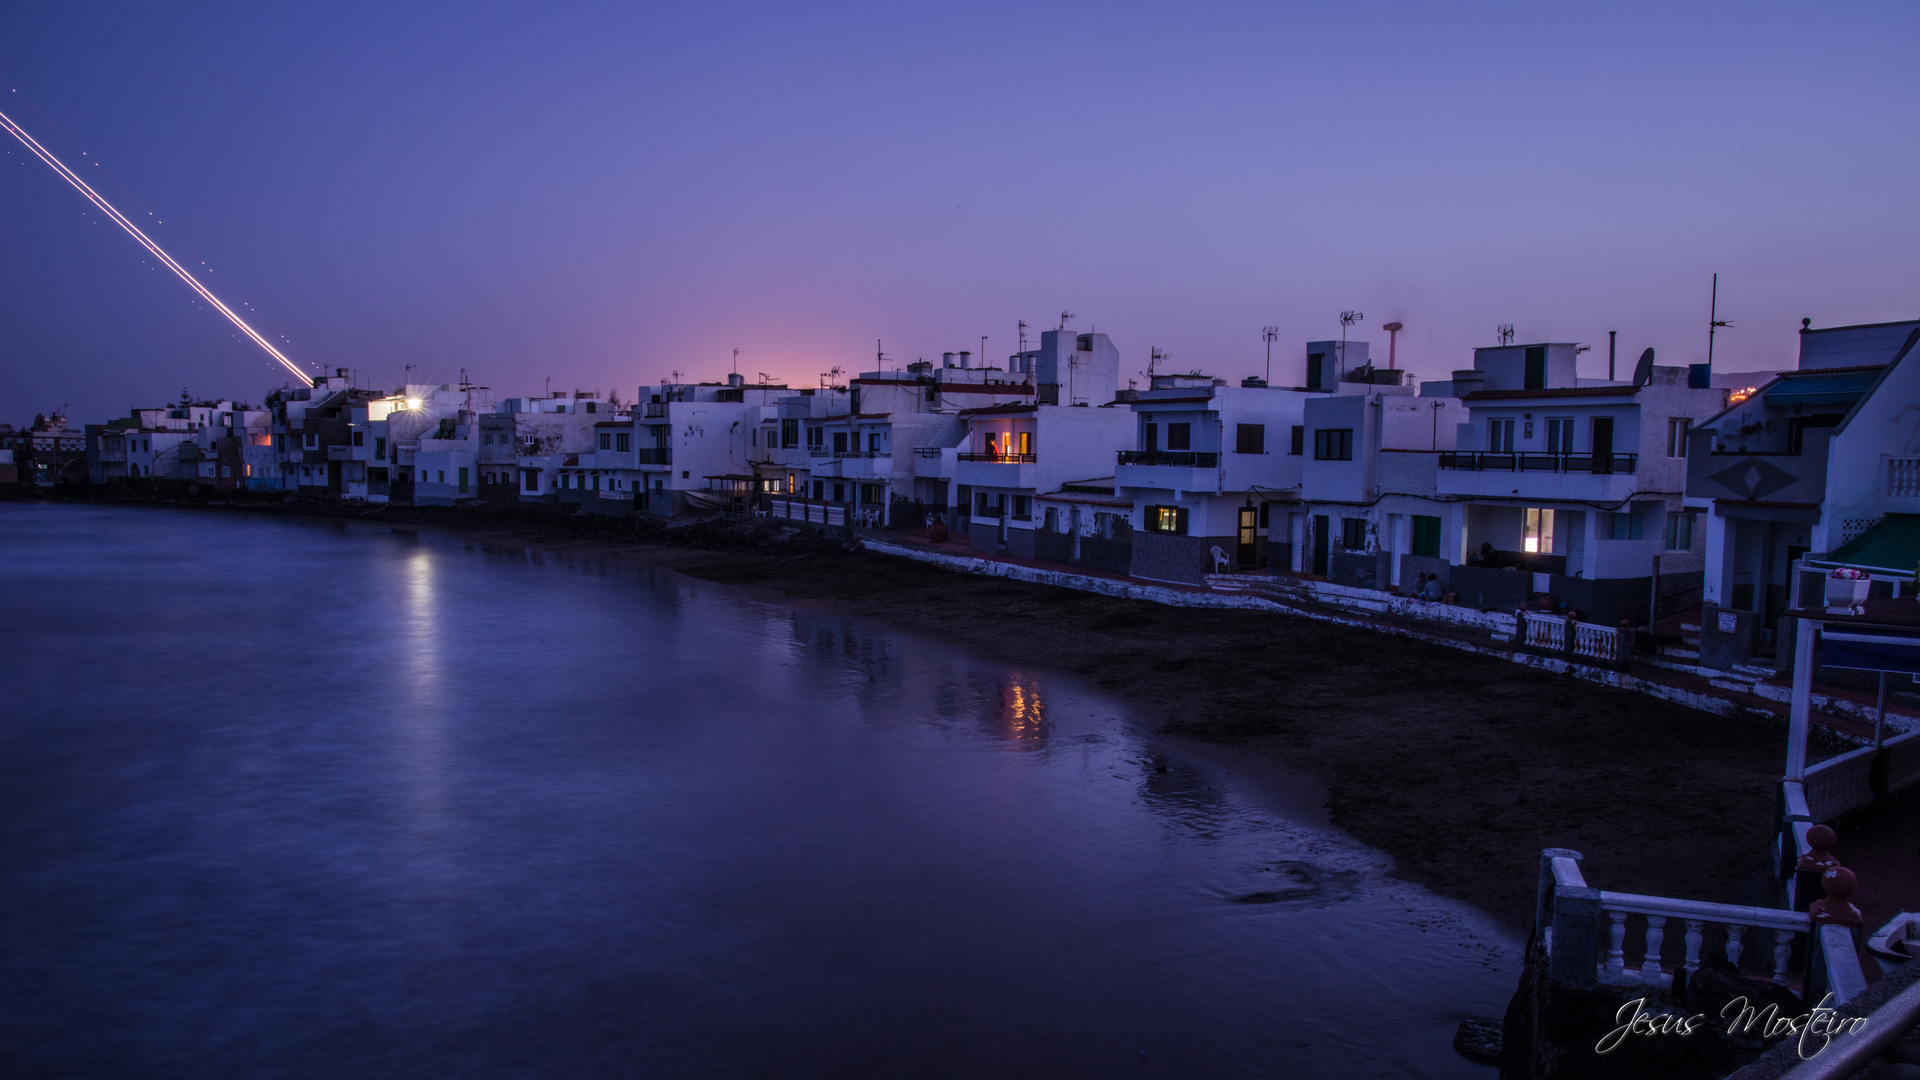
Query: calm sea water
[[0, 503, 1517, 1079]]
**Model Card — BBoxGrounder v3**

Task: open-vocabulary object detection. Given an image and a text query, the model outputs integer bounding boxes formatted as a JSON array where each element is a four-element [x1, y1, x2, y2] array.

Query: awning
[[1810, 514, 1920, 575], [1763, 369, 1881, 407], [1823, 628, 1920, 675]]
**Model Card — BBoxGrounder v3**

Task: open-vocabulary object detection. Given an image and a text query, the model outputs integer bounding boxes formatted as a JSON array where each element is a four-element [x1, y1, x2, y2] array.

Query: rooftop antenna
[[1381, 321, 1403, 369], [1261, 325, 1279, 384], [1608, 330, 1617, 381], [1339, 310, 1363, 382], [1058, 310, 1075, 330], [980, 335, 988, 370], [1708, 273, 1732, 374], [732, 348, 740, 375], [1018, 320, 1029, 352], [1497, 323, 1515, 346]]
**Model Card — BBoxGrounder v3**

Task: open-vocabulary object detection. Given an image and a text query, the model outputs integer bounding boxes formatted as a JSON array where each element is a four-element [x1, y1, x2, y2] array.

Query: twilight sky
[[1, 2, 1915, 422]]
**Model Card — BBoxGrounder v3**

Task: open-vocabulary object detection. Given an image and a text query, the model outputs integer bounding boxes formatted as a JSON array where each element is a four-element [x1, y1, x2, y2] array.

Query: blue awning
[[1763, 370, 1880, 407], [1823, 627, 1920, 675]]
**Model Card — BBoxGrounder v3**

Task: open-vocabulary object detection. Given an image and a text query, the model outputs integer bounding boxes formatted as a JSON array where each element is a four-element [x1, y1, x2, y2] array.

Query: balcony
[[1116, 450, 1219, 468], [833, 449, 888, 459], [326, 445, 354, 461], [1439, 451, 1637, 474], [1437, 451, 1642, 502], [643, 403, 669, 418], [636, 447, 672, 465], [957, 452, 1036, 463]]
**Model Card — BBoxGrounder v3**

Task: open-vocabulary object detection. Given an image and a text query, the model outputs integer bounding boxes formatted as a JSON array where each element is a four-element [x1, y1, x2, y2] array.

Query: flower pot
[[1826, 577, 1871, 612]]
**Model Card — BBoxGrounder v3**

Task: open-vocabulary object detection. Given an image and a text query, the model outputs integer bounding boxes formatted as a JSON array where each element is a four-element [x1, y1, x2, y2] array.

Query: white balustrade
[[1889, 456, 1920, 499], [1597, 891, 1810, 988], [1804, 745, 1879, 820]]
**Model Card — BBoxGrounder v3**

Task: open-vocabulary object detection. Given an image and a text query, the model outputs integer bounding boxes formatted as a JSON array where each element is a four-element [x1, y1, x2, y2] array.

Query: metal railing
[[957, 452, 1036, 463], [643, 403, 668, 417], [832, 449, 888, 458], [1439, 451, 1637, 474], [912, 447, 944, 458], [1116, 450, 1220, 467], [635, 448, 672, 465]]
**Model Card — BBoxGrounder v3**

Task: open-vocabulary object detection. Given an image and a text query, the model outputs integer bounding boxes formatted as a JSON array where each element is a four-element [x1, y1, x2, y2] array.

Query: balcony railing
[[643, 403, 668, 418], [1439, 451, 1637, 475], [912, 446, 944, 458], [957, 452, 1036, 463], [1117, 450, 1219, 468], [636, 447, 672, 465], [833, 449, 888, 458], [1890, 456, 1920, 499]]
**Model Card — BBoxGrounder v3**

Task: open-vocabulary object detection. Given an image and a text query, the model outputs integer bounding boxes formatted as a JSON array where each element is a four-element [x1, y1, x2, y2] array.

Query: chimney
[[958, 350, 972, 368], [943, 352, 956, 368]]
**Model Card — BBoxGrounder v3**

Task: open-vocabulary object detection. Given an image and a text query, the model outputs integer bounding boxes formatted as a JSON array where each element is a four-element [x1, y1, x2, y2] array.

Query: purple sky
[[2, 3, 1915, 421]]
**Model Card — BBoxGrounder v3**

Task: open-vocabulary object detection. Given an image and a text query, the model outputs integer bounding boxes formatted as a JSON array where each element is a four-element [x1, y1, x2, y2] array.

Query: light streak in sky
[[0, 107, 313, 386]]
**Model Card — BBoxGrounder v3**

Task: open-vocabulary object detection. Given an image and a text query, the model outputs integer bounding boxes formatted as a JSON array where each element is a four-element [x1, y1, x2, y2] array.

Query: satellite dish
[[1632, 347, 1656, 387]]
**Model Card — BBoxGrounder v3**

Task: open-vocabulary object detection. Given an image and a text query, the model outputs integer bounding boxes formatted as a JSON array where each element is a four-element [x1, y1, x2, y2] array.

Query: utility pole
[[1608, 331, 1617, 381]]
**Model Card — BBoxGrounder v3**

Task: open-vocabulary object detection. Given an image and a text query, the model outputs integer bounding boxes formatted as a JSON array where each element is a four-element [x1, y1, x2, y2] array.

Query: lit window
[[1523, 508, 1555, 553]]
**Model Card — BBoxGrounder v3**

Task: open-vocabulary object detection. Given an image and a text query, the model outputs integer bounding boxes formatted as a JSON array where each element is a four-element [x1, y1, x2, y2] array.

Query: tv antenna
[[1147, 347, 1170, 382], [1708, 272, 1732, 372], [1018, 320, 1028, 352], [732, 348, 741, 374], [1496, 324, 1515, 346], [1339, 310, 1363, 382], [1058, 310, 1075, 330], [1261, 325, 1279, 384]]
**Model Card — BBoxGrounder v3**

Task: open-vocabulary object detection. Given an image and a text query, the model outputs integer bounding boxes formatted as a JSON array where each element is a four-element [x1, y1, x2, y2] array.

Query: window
[[1258, 503, 1270, 528], [599, 433, 612, 450], [868, 432, 881, 453], [782, 419, 799, 448], [524, 471, 538, 492], [456, 469, 468, 493], [1166, 423, 1191, 451], [352, 430, 364, 447], [1012, 495, 1031, 520], [1667, 418, 1690, 458], [1235, 424, 1265, 454], [1488, 418, 1515, 453], [375, 437, 386, 459], [1665, 512, 1694, 550], [437, 470, 446, 484], [1144, 423, 1159, 451], [833, 432, 849, 453], [303, 432, 318, 450], [1607, 511, 1645, 540], [1411, 515, 1441, 558], [1290, 425, 1304, 455], [832, 482, 846, 503], [812, 480, 825, 500], [1146, 505, 1188, 534], [1523, 508, 1555, 553], [1341, 518, 1367, 549], [1524, 346, 1547, 390], [616, 433, 631, 453], [807, 427, 823, 449], [860, 483, 883, 504], [1545, 418, 1573, 454], [1313, 428, 1353, 460]]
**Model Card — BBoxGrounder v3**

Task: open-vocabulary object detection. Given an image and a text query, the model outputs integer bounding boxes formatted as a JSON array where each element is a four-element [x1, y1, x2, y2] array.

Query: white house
[[1687, 318, 1920, 642], [1290, 369, 1468, 591], [1112, 372, 1327, 584], [955, 401, 1135, 557], [1434, 342, 1727, 623]]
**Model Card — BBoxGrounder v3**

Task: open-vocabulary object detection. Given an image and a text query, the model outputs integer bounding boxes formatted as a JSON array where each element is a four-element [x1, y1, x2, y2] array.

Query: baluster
[[1684, 920, 1704, 973], [1726, 924, 1745, 967], [1641, 916, 1667, 982], [1607, 911, 1628, 977], [1773, 929, 1794, 984]]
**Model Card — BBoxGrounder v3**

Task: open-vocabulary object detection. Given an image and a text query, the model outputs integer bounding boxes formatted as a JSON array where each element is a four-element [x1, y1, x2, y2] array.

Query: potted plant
[[1827, 567, 1871, 613]]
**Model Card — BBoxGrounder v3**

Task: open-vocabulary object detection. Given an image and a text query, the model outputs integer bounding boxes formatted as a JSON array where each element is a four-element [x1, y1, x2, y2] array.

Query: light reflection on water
[[0, 504, 1517, 1079]]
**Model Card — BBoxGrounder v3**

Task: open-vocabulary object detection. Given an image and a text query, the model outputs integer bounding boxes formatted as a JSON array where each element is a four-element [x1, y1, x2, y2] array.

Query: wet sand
[[40, 495, 1791, 928]]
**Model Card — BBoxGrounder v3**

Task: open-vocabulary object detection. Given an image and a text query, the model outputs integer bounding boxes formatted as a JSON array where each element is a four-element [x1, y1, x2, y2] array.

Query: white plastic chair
[[1210, 546, 1230, 573]]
